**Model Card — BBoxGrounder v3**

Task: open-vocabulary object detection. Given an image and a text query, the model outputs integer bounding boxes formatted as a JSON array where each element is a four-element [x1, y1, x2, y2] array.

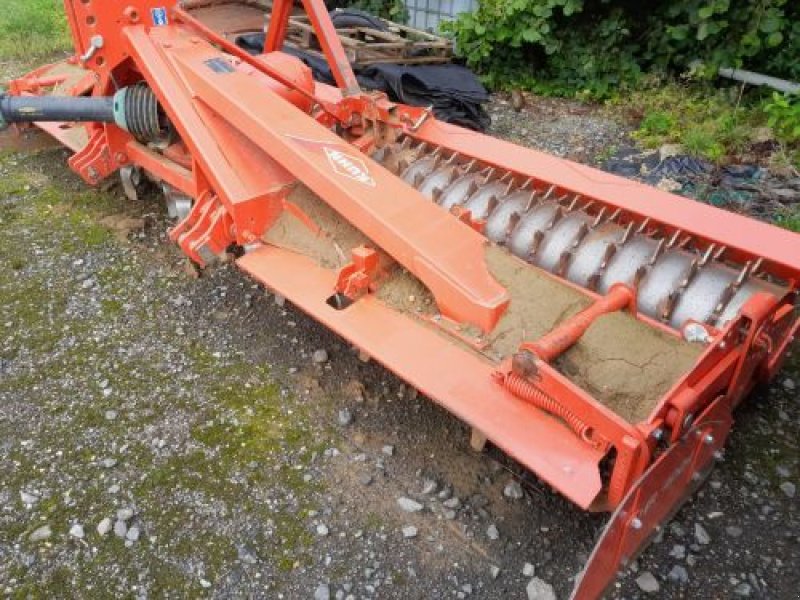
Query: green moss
[[0, 148, 329, 595]]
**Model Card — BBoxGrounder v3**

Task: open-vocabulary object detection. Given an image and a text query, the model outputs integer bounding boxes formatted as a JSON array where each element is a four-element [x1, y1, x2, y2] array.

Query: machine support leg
[[470, 427, 488, 452]]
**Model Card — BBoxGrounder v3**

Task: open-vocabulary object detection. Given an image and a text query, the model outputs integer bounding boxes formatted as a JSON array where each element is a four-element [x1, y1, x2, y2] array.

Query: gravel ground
[[1, 91, 798, 600]]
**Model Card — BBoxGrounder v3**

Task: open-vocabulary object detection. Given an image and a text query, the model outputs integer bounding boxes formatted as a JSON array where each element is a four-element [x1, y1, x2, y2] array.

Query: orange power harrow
[[2, 1, 799, 597]]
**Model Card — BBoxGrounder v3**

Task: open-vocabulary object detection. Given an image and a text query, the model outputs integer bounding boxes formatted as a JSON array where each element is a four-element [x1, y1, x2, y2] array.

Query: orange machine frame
[[5, 1, 799, 598]]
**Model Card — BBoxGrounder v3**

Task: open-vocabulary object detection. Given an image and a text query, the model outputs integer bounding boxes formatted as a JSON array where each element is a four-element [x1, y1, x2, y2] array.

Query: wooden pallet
[[282, 13, 454, 66]]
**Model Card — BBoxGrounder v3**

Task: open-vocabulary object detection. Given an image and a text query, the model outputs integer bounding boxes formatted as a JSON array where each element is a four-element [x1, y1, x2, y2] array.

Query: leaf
[[698, 6, 714, 19], [669, 25, 689, 41], [522, 27, 542, 43], [766, 31, 784, 47], [760, 17, 782, 34]]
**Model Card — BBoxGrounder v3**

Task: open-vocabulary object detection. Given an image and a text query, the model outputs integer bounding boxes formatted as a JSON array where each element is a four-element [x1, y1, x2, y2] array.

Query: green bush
[[447, 0, 799, 97], [612, 80, 768, 162], [764, 92, 800, 144]]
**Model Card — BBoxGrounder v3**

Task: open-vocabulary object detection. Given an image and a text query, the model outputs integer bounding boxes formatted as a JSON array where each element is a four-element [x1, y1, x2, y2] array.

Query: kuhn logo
[[324, 148, 376, 187]]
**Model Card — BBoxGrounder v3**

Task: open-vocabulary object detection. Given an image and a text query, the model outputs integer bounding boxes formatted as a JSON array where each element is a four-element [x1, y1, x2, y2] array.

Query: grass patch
[[612, 80, 769, 163], [775, 209, 800, 233], [0, 0, 71, 60]]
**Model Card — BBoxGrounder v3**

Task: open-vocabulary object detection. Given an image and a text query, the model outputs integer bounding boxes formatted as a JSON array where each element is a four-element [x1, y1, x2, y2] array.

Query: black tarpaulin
[[235, 32, 490, 131]]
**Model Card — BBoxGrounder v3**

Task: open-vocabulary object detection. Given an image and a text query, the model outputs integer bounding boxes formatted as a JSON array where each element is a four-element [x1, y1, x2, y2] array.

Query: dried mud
[[558, 312, 703, 423]]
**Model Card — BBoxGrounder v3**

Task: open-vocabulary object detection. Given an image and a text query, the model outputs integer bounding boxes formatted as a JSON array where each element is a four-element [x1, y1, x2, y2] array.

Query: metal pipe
[[718, 67, 799, 94], [0, 94, 115, 130]]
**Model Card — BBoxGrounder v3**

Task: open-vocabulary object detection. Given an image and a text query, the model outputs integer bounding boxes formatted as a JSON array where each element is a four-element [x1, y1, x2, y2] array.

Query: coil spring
[[123, 84, 167, 144], [505, 374, 596, 445]]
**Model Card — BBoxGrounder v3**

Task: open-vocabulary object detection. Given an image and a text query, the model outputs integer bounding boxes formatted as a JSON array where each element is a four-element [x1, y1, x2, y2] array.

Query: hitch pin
[[80, 35, 105, 64]]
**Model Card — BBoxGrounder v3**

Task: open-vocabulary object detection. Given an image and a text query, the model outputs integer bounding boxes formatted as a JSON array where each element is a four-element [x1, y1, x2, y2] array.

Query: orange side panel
[[237, 245, 606, 509]]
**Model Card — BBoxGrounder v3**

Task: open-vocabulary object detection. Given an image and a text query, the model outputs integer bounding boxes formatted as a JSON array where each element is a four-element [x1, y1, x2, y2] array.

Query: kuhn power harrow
[[2, 1, 799, 597]]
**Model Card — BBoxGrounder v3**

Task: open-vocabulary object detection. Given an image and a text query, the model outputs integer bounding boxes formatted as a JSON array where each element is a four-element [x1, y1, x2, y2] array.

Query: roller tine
[[523, 191, 538, 212], [633, 264, 649, 288], [566, 195, 581, 211], [556, 250, 573, 276], [636, 217, 651, 235], [530, 230, 546, 258], [416, 142, 429, 154], [734, 261, 753, 289], [591, 206, 607, 229], [498, 171, 512, 183], [700, 244, 716, 267], [581, 200, 595, 213], [678, 235, 693, 249], [572, 222, 590, 249], [430, 147, 443, 159], [547, 207, 565, 229], [681, 257, 700, 287], [713, 245, 727, 261], [506, 212, 522, 240], [444, 152, 460, 166], [487, 195, 500, 216], [521, 177, 535, 190], [399, 137, 412, 150], [462, 159, 478, 173], [482, 167, 497, 184], [503, 180, 515, 195], [667, 229, 683, 249], [661, 291, 680, 322], [588, 245, 616, 291], [607, 208, 622, 223], [543, 185, 557, 200], [600, 243, 617, 269], [751, 257, 764, 276], [712, 282, 739, 324], [649, 238, 666, 265], [620, 221, 635, 245]]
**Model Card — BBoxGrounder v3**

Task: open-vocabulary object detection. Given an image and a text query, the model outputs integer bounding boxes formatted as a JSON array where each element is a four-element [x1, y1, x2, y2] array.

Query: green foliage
[[774, 207, 800, 233], [764, 92, 800, 144], [447, 0, 799, 98], [0, 0, 71, 59], [614, 81, 766, 162]]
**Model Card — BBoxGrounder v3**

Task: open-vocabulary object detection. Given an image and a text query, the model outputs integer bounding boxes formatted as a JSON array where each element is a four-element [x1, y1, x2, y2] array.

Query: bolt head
[[630, 517, 643, 530], [704, 434, 714, 445]]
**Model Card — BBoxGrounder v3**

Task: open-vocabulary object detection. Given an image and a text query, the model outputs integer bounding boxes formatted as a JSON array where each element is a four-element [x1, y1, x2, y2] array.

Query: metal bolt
[[713, 451, 724, 462], [630, 517, 643, 530], [692, 472, 702, 482], [682, 414, 694, 431], [719, 341, 727, 350], [651, 428, 665, 442], [704, 434, 714, 445]]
